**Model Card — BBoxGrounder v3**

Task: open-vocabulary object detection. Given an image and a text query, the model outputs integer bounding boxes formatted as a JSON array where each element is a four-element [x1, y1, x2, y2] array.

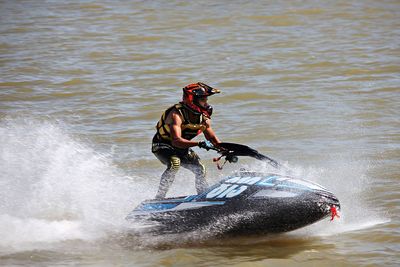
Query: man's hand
[[198, 140, 214, 151]]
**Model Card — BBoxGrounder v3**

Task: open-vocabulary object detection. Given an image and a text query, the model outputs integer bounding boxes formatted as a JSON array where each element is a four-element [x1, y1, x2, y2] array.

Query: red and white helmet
[[182, 82, 220, 116]]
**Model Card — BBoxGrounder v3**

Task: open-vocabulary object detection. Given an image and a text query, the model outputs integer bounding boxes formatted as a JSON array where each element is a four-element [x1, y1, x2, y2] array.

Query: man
[[152, 82, 221, 199]]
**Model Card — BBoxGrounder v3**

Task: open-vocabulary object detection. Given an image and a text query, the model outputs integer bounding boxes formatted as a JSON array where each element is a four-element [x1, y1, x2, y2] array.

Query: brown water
[[1, 1, 399, 266]]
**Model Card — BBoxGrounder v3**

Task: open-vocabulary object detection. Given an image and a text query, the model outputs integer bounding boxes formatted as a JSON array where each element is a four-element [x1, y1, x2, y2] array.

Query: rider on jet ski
[[152, 82, 222, 199]]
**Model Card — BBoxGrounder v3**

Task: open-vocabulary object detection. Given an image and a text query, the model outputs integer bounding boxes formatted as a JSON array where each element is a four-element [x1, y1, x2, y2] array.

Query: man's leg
[[154, 155, 181, 199], [152, 142, 183, 199], [181, 149, 209, 194]]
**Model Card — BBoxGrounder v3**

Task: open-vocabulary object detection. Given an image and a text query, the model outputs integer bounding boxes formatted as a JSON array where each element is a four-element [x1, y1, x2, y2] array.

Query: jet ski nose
[[316, 191, 341, 215], [318, 191, 340, 205]]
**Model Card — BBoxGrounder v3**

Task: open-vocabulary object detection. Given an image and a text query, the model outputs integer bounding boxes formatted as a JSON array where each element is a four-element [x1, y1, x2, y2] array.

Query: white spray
[[0, 118, 150, 251]]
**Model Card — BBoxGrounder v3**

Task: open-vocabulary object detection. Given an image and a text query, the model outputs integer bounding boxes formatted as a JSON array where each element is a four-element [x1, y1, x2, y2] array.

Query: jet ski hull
[[126, 172, 340, 235]]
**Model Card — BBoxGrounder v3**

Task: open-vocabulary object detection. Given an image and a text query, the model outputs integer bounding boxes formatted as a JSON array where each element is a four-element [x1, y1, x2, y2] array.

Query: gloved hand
[[198, 140, 214, 151]]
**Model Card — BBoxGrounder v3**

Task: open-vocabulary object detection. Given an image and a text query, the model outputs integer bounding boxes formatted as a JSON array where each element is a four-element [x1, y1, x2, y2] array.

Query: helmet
[[182, 82, 220, 116]]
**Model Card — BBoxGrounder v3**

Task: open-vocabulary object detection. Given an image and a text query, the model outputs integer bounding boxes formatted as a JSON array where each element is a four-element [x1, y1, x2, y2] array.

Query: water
[[1, 0, 399, 266]]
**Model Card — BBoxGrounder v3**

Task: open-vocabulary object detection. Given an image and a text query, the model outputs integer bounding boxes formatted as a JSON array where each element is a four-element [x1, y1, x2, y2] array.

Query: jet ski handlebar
[[210, 142, 281, 169]]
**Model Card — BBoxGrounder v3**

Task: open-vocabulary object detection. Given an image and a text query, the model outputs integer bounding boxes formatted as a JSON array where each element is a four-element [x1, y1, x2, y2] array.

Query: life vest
[[154, 103, 209, 143]]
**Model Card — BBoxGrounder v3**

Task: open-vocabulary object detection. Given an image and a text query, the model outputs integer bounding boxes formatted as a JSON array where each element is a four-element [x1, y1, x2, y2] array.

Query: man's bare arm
[[170, 111, 200, 149], [203, 119, 221, 146]]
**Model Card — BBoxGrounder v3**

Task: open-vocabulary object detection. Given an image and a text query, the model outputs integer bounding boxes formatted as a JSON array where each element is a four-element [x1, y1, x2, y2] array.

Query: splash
[[0, 118, 150, 252]]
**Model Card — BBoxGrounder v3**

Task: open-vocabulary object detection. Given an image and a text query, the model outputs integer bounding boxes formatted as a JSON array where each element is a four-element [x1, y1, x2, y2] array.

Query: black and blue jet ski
[[126, 143, 340, 235]]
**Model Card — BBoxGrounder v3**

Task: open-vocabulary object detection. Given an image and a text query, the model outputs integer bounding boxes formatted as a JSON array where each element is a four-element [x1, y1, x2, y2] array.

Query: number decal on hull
[[206, 184, 248, 199]]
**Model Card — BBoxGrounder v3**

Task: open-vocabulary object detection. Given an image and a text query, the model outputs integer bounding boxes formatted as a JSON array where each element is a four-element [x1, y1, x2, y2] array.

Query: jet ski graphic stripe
[[139, 203, 179, 211], [174, 201, 225, 210], [129, 201, 226, 216]]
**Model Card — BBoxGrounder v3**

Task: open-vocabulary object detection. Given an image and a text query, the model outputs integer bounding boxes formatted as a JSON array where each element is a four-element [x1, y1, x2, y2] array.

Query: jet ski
[[126, 143, 340, 235]]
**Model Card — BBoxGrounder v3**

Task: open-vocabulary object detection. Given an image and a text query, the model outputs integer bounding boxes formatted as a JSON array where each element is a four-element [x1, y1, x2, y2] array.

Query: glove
[[198, 140, 214, 151]]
